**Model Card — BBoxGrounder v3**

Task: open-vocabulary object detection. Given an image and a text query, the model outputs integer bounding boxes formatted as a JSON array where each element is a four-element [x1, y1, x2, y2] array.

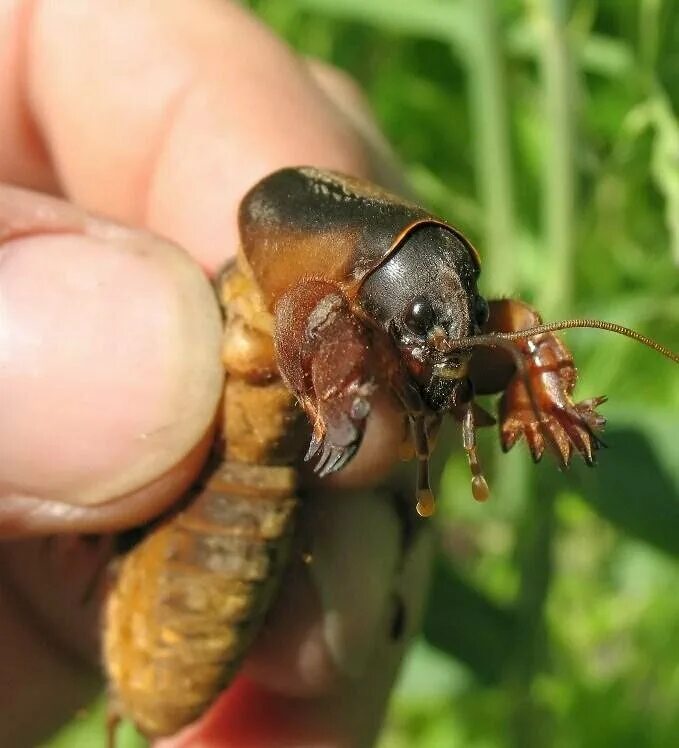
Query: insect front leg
[[274, 280, 377, 476], [468, 299, 606, 466]]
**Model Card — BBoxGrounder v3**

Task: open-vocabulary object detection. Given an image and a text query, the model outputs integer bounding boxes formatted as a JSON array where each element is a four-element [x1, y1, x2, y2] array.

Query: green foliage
[[50, 1, 679, 746]]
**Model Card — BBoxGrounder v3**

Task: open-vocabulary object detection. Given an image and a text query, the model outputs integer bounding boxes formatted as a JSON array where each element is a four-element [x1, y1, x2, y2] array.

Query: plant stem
[[507, 2, 576, 746], [509, 479, 556, 748], [463, 0, 518, 295], [639, 0, 662, 81], [537, 0, 576, 316]]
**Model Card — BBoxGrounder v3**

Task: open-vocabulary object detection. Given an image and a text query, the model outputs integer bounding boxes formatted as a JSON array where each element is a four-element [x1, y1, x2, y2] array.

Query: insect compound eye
[[404, 296, 435, 337], [474, 295, 490, 328]]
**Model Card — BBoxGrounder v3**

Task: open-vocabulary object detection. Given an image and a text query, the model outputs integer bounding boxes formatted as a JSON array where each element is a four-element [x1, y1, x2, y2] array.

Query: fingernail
[[306, 490, 401, 678], [0, 199, 223, 506]]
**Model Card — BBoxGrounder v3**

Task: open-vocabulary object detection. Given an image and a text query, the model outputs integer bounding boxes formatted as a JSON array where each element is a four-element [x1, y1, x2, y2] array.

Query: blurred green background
[[47, 1, 679, 746]]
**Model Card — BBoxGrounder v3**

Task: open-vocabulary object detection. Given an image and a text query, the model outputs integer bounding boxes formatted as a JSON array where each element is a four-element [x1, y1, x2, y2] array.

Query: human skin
[[0, 1, 431, 746]]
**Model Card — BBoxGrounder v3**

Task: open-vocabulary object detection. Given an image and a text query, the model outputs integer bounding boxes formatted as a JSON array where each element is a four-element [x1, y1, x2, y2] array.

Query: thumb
[[0, 185, 223, 536]]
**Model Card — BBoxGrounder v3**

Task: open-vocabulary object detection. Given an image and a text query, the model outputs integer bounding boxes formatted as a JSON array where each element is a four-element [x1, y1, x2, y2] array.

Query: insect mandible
[[104, 167, 679, 744]]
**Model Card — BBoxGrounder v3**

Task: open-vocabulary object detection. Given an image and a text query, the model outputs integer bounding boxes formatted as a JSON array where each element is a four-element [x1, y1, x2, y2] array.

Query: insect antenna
[[458, 319, 678, 364]]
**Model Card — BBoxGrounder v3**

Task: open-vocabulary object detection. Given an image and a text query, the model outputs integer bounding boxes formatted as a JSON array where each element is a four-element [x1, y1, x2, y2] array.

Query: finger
[[158, 489, 433, 748], [0, 185, 223, 534], [245, 489, 406, 694], [3, 0, 368, 271]]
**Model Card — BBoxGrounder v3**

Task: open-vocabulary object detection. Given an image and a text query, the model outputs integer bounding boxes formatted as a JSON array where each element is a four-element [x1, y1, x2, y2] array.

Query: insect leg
[[461, 400, 491, 502], [468, 299, 606, 466], [274, 280, 377, 477]]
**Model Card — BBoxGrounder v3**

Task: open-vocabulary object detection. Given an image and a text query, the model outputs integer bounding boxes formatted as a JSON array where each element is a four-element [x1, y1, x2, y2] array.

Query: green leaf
[[544, 410, 679, 557], [423, 554, 516, 684], [288, 0, 473, 47]]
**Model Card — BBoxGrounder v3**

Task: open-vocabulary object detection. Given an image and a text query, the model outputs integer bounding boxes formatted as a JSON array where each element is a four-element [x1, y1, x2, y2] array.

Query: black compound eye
[[474, 295, 489, 328], [404, 296, 435, 336]]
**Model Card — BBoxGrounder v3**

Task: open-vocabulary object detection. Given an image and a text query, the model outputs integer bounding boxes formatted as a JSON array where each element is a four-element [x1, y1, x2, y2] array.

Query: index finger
[[2, 0, 370, 272]]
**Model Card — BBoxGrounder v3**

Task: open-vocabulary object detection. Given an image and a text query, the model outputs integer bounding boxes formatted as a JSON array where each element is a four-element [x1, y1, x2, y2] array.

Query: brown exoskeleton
[[104, 167, 678, 744]]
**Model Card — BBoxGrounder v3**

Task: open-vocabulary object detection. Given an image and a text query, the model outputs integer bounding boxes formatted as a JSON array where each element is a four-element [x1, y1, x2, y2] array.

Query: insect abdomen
[[104, 259, 307, 739], [104, 462, 297, 736]]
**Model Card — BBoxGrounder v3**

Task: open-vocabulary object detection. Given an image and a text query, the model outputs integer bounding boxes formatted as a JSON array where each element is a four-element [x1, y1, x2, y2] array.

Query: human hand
[[0, 1, 431, 746]]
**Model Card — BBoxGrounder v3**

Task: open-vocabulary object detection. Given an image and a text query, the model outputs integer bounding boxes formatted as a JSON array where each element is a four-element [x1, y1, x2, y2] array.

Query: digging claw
[[313, 441, 359, 478], [304, 431, 324, 462], [500, 393, 607, 468]]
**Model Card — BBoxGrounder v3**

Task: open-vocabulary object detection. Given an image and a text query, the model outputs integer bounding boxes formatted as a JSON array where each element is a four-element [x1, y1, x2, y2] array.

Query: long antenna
[[448, 319, 678, 364]]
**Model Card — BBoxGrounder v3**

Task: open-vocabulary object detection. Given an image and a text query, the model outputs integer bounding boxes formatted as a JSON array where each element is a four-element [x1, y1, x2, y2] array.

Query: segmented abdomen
[[104, 259, 306, 738], [104, 462, 297, 736]]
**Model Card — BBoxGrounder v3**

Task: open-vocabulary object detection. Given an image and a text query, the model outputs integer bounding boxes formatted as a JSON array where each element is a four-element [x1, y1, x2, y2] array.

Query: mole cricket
[[103, 167, 678, 743]]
